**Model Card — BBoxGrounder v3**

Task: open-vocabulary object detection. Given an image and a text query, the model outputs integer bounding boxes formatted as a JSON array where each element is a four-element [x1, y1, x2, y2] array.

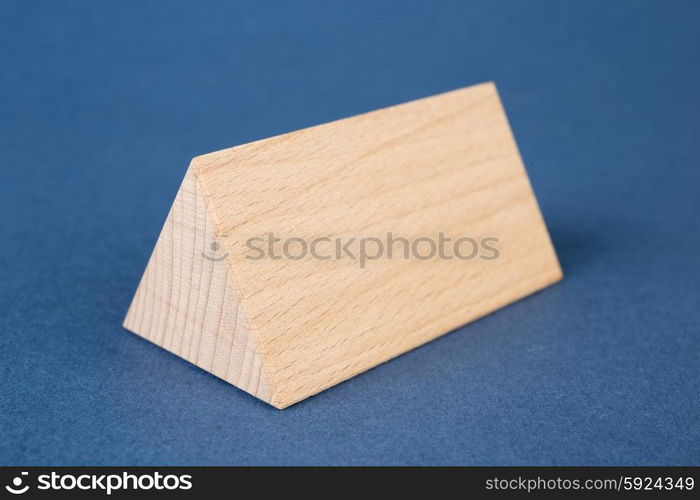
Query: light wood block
[[123, 82, 562, 408]]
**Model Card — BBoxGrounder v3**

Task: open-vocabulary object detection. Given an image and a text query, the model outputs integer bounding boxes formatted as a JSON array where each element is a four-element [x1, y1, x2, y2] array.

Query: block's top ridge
[[192, 81, 497, 173]]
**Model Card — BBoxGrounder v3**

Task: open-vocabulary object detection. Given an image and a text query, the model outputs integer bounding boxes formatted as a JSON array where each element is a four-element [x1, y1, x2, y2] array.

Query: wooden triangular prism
[[124, 82, 562, 408]]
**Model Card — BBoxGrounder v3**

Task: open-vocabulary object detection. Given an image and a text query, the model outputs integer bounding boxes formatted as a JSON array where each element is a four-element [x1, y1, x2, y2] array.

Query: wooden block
[[123, 82, 562, 409]]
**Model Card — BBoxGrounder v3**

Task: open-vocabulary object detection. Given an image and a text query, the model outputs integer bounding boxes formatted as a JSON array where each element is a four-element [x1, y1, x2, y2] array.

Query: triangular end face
[[123, 165, 278, 407]]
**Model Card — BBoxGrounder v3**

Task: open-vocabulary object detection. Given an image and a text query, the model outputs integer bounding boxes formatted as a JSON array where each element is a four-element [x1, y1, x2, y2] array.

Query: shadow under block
[[123, 82, 562, 409]]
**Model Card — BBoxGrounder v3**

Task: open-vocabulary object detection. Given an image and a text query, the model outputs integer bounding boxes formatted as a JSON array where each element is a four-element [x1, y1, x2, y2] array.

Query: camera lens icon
[[5, 472, 29, 494], [202, 239, 229, 262]]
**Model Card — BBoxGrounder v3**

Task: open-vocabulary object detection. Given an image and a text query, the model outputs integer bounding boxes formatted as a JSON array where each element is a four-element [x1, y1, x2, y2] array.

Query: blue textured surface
[[1, 0, 699, 465]]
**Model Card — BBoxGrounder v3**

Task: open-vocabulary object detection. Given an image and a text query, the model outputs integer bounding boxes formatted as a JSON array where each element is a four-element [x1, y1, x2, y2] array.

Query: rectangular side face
[[193, 82, 562, 407]]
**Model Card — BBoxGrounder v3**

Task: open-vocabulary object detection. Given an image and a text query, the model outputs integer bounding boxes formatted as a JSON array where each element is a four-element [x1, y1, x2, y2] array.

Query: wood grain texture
[[123, 169, 273, 404], [124, 82, 562, 409]]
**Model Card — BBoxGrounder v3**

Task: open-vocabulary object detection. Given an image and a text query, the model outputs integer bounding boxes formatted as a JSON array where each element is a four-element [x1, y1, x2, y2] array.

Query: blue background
[[1, 0, 698, 465]]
